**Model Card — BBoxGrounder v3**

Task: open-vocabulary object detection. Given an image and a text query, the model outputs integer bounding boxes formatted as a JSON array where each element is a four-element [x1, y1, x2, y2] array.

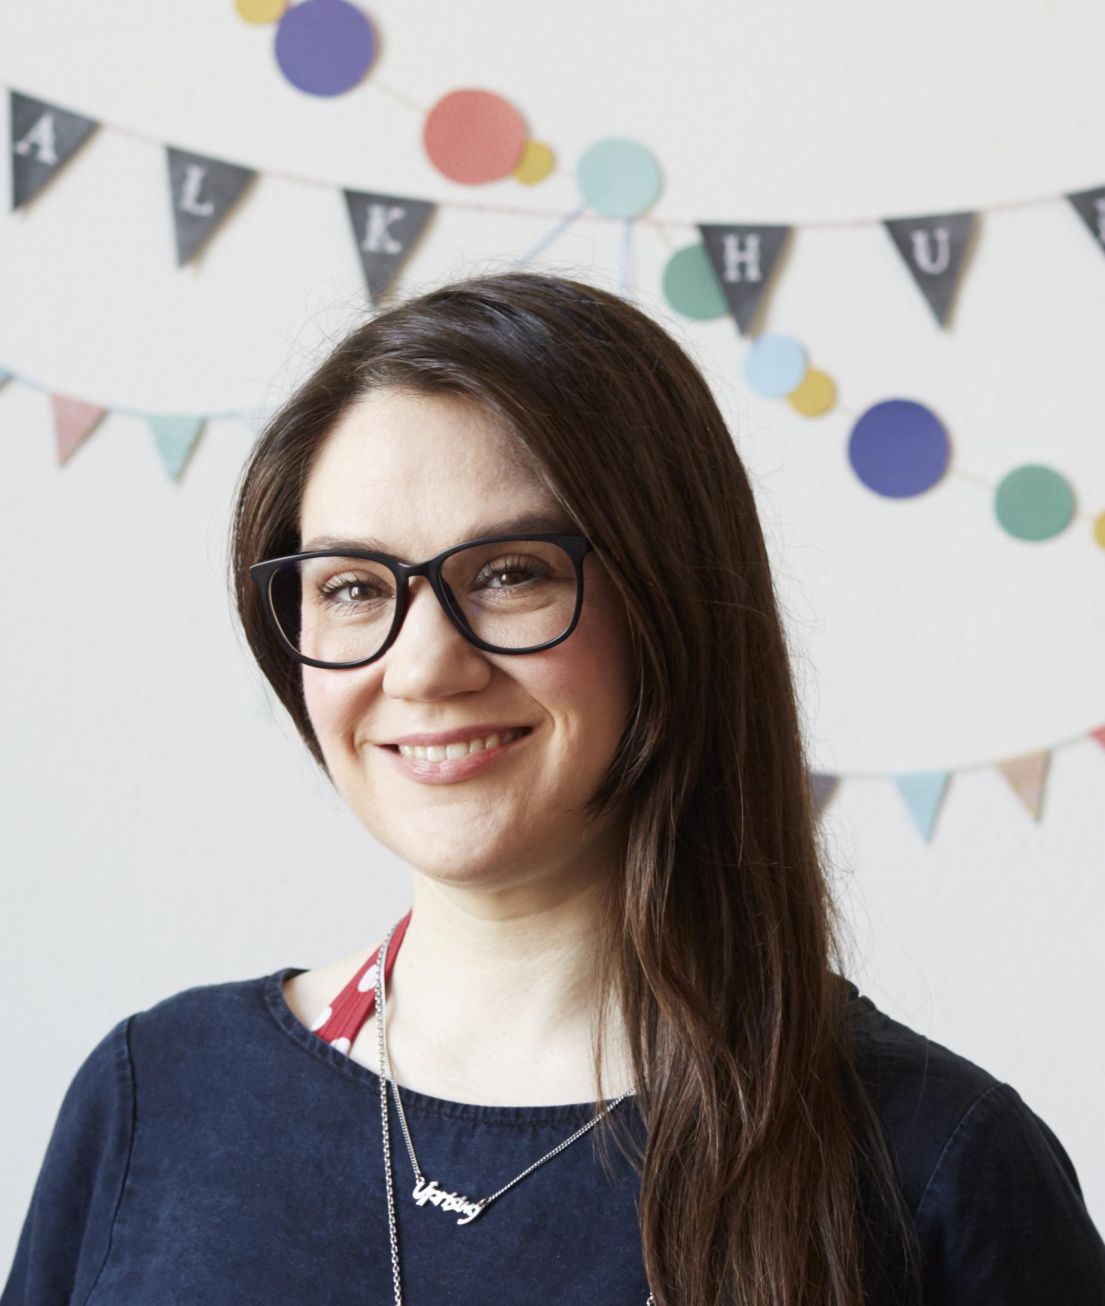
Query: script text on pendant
[[412, 1175, 488, 1225]]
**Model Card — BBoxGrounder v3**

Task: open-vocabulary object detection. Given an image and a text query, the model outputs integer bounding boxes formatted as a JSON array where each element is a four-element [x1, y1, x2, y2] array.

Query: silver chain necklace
[[374, 916, 655, 1305]]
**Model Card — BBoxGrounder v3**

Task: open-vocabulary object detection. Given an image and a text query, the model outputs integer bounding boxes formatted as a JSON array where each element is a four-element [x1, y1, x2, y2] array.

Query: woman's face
[[297, 386, 636, 894]]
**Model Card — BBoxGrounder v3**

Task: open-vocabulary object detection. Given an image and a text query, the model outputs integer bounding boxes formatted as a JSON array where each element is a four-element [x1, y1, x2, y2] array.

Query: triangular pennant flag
[[697, 223, 791, 335], [343, 190, 436, 304], [1090, 724, 1105, 751], [891, 770, 951, 842], [0, 368, 11, 387], [51, 394, 107, 464], [808, 770, 841, 817], [147, 415, 205, 480], [166, 147, 256, 267], [10, 90, 99, 210], [1066, 186, 1105, 257], [995, 748, 1051, 821], [883, 213, 976, 327]]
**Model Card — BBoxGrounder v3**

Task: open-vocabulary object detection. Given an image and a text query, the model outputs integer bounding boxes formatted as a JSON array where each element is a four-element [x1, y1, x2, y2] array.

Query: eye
[[317, 574, 390, 605], [475, 556, 547, 591]]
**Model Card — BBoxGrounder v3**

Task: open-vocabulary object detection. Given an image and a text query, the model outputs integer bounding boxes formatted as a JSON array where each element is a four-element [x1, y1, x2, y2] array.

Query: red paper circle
[[423, 89, 527, 184]]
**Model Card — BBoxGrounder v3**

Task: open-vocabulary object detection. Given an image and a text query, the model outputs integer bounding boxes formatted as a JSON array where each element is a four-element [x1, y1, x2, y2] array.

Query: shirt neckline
[[263, 965, 867, 1125], [263, 964, 629, 1126]]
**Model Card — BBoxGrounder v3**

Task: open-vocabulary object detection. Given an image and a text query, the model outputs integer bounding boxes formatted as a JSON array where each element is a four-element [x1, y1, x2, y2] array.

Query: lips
[[377, 724, 535, 785]]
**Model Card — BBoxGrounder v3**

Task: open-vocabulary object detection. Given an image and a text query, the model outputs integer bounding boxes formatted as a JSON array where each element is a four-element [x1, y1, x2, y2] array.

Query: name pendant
[[412, 1175, 489, 1226]]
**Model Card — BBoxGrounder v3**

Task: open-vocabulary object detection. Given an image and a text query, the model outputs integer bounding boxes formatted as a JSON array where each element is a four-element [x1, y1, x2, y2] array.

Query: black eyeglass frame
[[249, 533, 594, 670]]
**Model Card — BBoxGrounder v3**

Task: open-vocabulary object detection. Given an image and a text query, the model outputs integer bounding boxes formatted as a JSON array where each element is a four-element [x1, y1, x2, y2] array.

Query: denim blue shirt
[[4, 966, 1104, 1304]]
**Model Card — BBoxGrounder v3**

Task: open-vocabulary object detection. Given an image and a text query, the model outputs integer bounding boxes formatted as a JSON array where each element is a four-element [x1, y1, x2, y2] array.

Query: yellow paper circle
[[513, 140, 555, 185], [235, 0, 287, 23], [787, 367, 836, 416], [1093, 509, 1105, 549]]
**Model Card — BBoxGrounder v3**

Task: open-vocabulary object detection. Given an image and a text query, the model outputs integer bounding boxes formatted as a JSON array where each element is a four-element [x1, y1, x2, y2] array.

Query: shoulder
[[3, 1015, 135, 1301], [909, 1079, 1105, 1301], [841, 979, 1105, 1303], [841, 979, 1001, 1216]]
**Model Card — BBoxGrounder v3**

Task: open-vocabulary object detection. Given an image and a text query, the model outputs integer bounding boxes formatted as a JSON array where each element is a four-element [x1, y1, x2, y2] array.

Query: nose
[[380, 574, 492, 695]]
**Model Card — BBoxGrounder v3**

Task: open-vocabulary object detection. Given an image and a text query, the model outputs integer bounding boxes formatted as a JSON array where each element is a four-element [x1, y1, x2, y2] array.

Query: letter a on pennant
[[343, 190, 436, 304], [883, 213, 977, 327], [696, 224, 792, 336], [166, 147, 256, 267], [10, 91, 99, 210]]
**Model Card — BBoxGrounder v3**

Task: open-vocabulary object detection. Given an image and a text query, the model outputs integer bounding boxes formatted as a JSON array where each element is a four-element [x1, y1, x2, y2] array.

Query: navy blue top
[[4, 966, 1104, 1304]]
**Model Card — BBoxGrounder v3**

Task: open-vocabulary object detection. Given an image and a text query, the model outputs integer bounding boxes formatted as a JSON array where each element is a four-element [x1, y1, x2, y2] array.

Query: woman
[[4, 271, 1104, 1305]]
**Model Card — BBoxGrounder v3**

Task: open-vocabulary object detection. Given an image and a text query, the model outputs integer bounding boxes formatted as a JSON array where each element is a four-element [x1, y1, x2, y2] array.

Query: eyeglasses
[[249, 533, 593, 669]]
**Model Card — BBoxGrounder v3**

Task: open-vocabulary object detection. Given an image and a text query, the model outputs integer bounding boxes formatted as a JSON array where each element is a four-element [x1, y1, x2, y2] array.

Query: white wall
[[2, 0, 1104, 1265]]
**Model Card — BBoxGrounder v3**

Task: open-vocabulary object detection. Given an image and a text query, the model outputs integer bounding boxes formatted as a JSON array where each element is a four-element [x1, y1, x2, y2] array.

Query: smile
[[377, 726, 535, 785], [396, 727, 529, 761]]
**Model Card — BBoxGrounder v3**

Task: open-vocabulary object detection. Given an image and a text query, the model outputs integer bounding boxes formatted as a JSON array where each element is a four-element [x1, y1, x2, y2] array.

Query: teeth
[[398, 728, 525, 761]]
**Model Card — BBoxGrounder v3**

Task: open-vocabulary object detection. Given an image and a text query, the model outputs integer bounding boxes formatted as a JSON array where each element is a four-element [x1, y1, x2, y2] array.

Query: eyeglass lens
[[268, 539, 579, 665]]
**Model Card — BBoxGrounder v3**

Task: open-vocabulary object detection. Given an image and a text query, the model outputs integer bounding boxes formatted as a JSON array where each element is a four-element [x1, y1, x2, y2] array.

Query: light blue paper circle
[[576, 138, 662, 218], [742, 334, 807, 397]]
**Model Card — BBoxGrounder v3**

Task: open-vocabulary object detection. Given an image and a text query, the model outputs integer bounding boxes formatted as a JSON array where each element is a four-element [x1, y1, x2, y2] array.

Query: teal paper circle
[[662, 245, 727, 319], [576, 138, 662, 218], [994, 464, 1075, 541], [743, 333, 807, 397]]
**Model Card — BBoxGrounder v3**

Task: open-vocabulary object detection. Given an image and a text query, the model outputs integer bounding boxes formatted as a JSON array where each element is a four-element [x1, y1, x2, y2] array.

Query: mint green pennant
[[147, 415, 204, 480]]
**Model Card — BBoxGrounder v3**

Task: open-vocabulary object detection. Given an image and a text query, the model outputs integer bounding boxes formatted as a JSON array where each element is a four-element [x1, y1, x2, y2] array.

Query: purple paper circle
[[275, 0, 376, 97], [848, 399, 950, 498]]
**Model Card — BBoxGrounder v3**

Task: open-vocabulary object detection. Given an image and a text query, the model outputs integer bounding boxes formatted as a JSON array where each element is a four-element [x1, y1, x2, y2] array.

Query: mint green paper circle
[[576, 138, 661, 218], [662, 245, 727, 319], [994, 464, 1075, 541]]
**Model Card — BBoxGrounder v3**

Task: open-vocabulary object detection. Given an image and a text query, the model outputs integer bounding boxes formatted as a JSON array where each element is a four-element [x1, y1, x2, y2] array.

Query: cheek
[[301, 668, 371, 744], [537, 602, 635, 741]]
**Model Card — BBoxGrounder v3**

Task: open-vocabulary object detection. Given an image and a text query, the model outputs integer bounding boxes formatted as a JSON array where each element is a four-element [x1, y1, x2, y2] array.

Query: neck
[[381, 857, 634, 1105]]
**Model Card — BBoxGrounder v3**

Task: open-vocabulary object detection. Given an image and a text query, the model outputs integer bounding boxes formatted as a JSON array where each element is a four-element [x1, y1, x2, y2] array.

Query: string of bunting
[[809, 724, 1105, 842], [6, 82, 1105, 548], [4, 82, 1103, 834]]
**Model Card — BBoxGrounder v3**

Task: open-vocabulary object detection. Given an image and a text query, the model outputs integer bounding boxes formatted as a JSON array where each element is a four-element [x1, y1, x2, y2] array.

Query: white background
[[2, 0, 1104, 1265]]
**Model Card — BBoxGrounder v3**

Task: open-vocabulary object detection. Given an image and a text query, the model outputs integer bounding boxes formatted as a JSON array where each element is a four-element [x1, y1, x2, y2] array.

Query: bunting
[[11, 81, 1105, 323], [809, 728, 1103, 842]]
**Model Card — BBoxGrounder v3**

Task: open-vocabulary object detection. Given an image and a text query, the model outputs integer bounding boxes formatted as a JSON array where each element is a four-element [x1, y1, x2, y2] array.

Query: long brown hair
[[228, 271, 923, 1305]]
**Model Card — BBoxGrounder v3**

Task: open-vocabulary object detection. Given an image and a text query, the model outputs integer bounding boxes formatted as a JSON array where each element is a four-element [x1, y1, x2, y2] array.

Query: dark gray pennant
[[166, 147, 256, 266], [343, 190, 436, 304], [10, 91, 99, 210], [883, 212, 977, 327], [1067, 186, 1105, 257], [697, 223, 792, 335]]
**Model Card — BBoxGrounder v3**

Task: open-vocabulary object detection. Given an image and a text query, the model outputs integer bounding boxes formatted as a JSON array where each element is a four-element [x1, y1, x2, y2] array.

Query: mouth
[[376, 725, 536, 784], [381, 725, 534, 759]]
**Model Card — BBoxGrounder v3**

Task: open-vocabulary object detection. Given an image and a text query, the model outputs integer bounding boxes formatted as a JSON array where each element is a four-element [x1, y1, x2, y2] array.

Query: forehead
[[298, 387, 566, 557]]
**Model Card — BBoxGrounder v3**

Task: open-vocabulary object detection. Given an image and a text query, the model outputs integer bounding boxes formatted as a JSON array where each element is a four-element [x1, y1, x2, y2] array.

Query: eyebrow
[[300, 512, 576, 559]]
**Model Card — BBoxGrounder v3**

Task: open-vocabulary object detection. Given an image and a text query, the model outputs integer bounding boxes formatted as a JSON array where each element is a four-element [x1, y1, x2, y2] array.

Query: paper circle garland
[[661, 245, 727, 319], [576, 138, 661, 218], [848, 399, 950, 497], [743, 333, 807, 397], [994, 464, 1075, 541], [512, 140, 555, 185], [236, 0, 287, 22], [787, 367, 836, 416], [274, 0, 377, 96], [423, 90, 527, 184]]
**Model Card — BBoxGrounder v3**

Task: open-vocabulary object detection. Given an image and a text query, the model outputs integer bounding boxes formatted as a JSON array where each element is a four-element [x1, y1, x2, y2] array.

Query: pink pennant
[[1090, 725, 1105, 751], [51, 395, 107, 463], [995, 748, 1052, 821]]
